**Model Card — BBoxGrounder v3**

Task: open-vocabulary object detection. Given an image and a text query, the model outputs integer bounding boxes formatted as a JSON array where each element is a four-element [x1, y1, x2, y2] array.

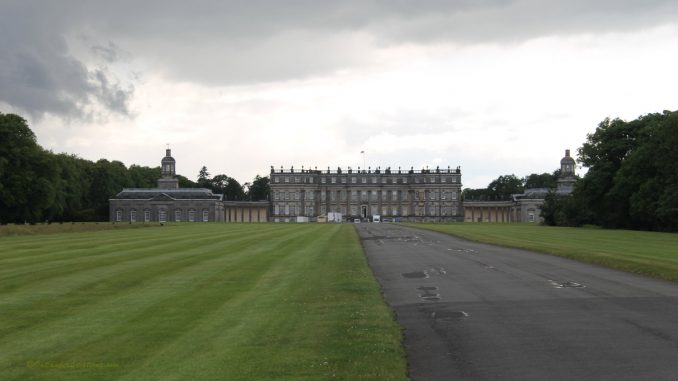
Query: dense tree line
[[463, 172, 560, 201], [0, 113, 270, 223], [542, 110, 678, 231]]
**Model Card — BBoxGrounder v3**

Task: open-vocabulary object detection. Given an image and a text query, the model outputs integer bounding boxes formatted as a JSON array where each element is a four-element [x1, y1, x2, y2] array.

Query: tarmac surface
[[356, 223, 678, 381]]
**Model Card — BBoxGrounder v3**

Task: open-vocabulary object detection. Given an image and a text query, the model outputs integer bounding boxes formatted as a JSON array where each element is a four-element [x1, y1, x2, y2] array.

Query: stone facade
[[269, 166, 463, 222], [109, 149, 224, 223]]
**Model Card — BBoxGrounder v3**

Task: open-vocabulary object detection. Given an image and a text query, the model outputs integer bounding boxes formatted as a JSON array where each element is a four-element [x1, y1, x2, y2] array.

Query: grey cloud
[[82, 0, 678, 85], [2, 0, 678, 115], [0, 1, 134, 119]]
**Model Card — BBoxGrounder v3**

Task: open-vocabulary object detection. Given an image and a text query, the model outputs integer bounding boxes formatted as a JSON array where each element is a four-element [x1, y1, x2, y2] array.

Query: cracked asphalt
[[356, 223, 678, 381]]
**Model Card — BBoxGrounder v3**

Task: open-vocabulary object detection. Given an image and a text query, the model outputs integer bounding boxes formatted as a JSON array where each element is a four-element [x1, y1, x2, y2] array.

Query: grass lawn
[[405, 223, 678, 282], [0, 222, 156, 237], [0, 223, 407, 381]]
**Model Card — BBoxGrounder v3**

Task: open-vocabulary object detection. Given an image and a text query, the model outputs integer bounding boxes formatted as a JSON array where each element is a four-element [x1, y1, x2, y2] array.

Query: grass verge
[[0, 224, 407, 381], [404, 223, 678, 283]]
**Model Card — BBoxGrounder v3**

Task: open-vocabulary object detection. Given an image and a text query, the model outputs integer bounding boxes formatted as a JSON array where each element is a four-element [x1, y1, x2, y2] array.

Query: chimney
[[565, 149, 570, 157]]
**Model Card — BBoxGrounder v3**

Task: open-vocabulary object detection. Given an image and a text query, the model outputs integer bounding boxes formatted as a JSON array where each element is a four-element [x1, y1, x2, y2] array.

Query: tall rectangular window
[[129, 210, 136, 222], [188, 210, 195, 222], [144, 210, 150, 222], [159, 210, 167, 223], [174, 210, 181, 222], [203, 210, 209, 222], [115, 210, 122, 222]]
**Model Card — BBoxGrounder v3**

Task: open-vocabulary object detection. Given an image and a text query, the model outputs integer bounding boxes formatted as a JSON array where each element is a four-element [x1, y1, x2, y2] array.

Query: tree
[[197, 166, 211, 188], [247, 175, 270, 201], [576, 110, 678, 231], [487, 174, 524, 198], [224, 177, 245, 200], [524, 172, 558, 189], [0, 113, 59, 223]]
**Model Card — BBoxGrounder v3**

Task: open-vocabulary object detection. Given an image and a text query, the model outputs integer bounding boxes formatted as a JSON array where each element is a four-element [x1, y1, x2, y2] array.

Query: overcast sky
[[2, 1, 678, 188]]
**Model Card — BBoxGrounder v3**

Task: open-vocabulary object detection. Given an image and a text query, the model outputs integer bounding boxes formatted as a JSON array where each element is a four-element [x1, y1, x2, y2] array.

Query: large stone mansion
[[110, 148, 574, 223], [269, 165, 463, 222]]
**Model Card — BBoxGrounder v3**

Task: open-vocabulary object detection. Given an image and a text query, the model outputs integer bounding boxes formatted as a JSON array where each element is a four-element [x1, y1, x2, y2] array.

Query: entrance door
[[361, 205, 367, 219]]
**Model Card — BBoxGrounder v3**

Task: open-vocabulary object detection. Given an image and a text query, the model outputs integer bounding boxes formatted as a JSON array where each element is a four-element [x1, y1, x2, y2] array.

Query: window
[[331, 177, 336, 184], [341, 177, 346, 184], [284, 176, 289, 183], [442, 176, 447, 183], [159, 209, 167, 223], [274, 205, 279, 215], [275, 176, 280, 183], [351, 177, 357, 184], [294, 177, 300, 183], [130, 210, 137, 222], [174, 209, 181, 222], [188, 209, 196, 222], [361, 177, 366, 184], [372, 177, 377, 184], [321, 192, 326, 201], [115, 210, 122, 222], [452, 176, 457, 183], [351, 190, 357, 201], [285, 205, 290, 215], [144, 210, 151, 222], [392, 207, 398, 216], [295, 192, 299, 200], [403, 177, 408, 184], [203, 210, 209, 222], [392, 190, 398, 201], [451, 192, 457, 200], [361, 190, 367, 201], [321, 177, 326, 184]]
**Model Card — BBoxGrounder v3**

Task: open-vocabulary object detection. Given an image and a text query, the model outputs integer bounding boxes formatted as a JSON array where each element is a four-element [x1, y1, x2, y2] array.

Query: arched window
[[130, 209, 137, 222], [188, 209, 196, 222]]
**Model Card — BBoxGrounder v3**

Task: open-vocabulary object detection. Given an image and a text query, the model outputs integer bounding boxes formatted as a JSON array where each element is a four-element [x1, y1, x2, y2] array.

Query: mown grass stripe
[[0, 224, 407, 381]]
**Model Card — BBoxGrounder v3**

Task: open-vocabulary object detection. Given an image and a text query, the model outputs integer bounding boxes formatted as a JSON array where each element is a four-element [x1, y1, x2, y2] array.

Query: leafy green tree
[[577, 110, 678, 231], [247, 175, 270, 201], [224, 177, 245, 200], [129, 165, 161, 188], [88, 159, 132, 220], [0, 113, 58, 223], [487, 174, 524, 198], [524, 172, 558, 189]]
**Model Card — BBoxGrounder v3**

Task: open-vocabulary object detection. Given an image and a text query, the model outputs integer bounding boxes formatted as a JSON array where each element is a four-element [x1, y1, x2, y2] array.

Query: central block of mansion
[[268, 166, 463, 222]]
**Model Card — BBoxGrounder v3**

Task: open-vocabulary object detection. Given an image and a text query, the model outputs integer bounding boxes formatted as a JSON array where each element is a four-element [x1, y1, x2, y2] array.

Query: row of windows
[[273, 190, 458, 202], [273, 175, 458, 185], [115, 209, 209, 222], [273, 204, 459, 217]]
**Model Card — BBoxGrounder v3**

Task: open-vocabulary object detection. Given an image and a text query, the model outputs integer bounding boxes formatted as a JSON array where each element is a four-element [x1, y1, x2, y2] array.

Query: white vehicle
[[372, 215, 381, 223], [327, 212, 343, 223], [353, 218, 361, 223]]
